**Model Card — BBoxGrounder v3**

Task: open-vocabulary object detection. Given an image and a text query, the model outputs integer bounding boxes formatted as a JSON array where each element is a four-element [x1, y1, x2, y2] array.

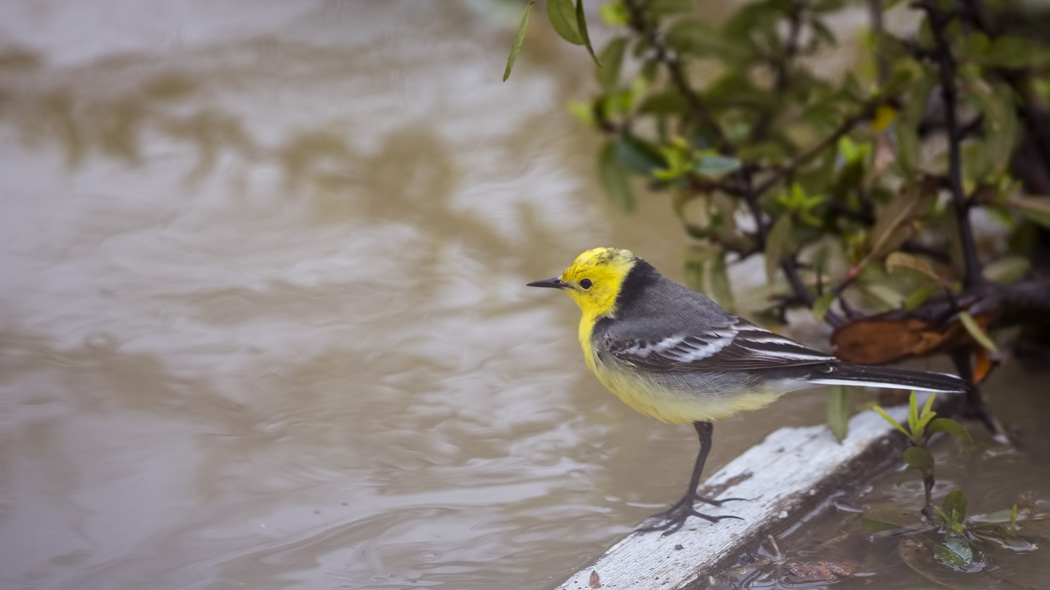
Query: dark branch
[[921, 0, 984, 288], [753, 103, 880, 196]]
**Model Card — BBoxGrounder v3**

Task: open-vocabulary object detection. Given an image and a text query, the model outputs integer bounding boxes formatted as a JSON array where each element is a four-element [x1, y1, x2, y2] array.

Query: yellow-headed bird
[[528, 247, 966, 534]]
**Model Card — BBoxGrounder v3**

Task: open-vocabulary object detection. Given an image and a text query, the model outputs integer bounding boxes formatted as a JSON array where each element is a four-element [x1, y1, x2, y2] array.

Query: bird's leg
[[639, 421, 743, 536]]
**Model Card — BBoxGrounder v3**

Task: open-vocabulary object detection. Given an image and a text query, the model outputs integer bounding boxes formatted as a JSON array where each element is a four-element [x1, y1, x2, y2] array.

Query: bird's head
[[527, 247, 638, 318]]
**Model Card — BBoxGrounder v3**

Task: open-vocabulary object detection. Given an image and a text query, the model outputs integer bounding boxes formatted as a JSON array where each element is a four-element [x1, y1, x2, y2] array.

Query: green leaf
[[1012, 196, 1050, 229], [966, 80, 1018, 175], [982, 35, 1034, 68], [873, 405, 910, 438], [928, 418, 974, 446], [934, 537, 974, 569], [866, 180, 937, 263], [971, 508, 1016, 525], [908, 392, 920, 436], [599, 141, 634, 212], [885, 251, 944, 285], [982, 255, 1031, 283], [894, 121, 921, 177], [903, 446, 934, 472], [576, 0, 600, 66], [638, 91, 686, 114], [695, 155, 741, 177], [916, 392, 937, 434], [905, 285, 939, 311], [666, 19, 747, 61], [599, 0, 629, 25], [547, 0, 583, 44], [812, 292, 835, 322], [764, 215, 794, 283], [943, 489, 968, 523], [827, 385, 850, 442], [959, 311, 997, 352], [615, 133, 666, 175], [596, 37, 627, 91], [862, 504, 923, 532], [503, 1, 536, 82]]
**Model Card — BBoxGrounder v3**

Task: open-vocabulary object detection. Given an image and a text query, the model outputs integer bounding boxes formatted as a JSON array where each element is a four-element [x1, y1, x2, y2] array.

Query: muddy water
[[1, 2, 1043, 590]]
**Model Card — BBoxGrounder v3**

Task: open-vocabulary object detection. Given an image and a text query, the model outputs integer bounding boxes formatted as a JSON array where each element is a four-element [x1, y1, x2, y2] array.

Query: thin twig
[[622, 0, 726, 146], [754, 103, 880, 196], [921, 0, 983, 288]]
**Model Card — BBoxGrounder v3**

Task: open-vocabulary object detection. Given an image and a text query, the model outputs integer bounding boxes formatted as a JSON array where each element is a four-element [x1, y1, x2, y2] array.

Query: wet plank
[[556, 405, 909, 590]]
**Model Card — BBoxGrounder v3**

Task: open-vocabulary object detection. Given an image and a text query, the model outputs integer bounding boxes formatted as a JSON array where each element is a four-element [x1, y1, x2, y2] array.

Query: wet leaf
[[928, 418, 974, 446], [899, 538, 983, 586], [862, 504, 923, 532], [503, 1, 536, 82], [943, 490, 968, 524], [576, 0, 600, 66], [903, 446, 934, 472], [972, 508, 1016, 525], [959, 311, 997, 353], [827, 385, 849, 442], [547, 0, 583, 45], [599, 141, 634, 212], [596, 37, 627, 91], [589, 569, 601, 588], [934, 537, 974, 569], [764, 215, 794, 283]]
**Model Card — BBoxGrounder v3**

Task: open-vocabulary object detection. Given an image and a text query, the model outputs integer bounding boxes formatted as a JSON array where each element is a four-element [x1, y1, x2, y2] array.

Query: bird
[[527, 247, 968, 535]]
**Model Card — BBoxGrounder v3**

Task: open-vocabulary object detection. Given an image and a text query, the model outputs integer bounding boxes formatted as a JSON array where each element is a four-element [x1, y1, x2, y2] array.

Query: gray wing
[[604, 317, 837, 372]]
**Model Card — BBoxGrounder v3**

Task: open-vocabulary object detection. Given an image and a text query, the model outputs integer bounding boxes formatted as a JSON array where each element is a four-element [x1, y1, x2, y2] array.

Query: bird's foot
[[638, 494, 744, 536]]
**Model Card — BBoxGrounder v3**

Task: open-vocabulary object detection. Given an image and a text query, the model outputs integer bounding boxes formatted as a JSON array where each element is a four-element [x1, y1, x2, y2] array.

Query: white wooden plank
[[557, 405, 909, 590]]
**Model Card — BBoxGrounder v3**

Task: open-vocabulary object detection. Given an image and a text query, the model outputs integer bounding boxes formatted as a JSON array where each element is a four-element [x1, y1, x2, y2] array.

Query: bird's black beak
[[526, 277, 567, 289]]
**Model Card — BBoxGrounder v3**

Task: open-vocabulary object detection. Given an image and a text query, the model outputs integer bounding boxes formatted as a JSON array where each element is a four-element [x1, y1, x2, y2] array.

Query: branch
[[753, 103, 880, 196], [921, 0, 984, 288], [622, 0, 727, 147]]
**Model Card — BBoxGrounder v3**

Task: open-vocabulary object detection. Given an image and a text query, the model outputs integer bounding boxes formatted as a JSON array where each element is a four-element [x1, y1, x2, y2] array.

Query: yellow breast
[[578, 318, 780, 424]]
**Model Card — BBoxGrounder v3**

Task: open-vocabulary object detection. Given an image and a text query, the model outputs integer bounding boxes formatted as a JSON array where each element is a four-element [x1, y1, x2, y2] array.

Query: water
[[1, 2, 1046, 589]]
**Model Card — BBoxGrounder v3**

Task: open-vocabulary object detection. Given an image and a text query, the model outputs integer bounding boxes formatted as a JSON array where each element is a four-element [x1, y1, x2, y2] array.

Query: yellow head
[[527, 247, 638, 319]]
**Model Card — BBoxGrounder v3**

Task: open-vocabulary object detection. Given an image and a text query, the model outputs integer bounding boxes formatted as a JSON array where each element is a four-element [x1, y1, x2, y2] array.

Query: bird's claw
[[639, 495, 743, 535]]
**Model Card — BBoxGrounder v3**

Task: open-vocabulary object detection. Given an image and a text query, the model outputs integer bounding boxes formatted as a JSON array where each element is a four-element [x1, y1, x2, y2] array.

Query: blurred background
[[1, 1, 1046, 589]]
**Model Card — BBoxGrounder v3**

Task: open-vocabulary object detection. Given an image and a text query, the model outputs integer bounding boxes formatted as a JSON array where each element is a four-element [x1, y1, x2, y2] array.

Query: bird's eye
[[579, 278, 593, 290]]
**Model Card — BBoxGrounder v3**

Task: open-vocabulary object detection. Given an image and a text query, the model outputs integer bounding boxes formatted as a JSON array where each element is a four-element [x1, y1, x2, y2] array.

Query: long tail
[[808, 363, 967, 393]]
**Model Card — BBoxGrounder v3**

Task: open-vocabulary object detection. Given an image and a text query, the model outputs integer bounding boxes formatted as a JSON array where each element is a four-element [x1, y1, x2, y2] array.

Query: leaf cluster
[[866, 392, 1032, 572], [507, 0, 1050, 348]]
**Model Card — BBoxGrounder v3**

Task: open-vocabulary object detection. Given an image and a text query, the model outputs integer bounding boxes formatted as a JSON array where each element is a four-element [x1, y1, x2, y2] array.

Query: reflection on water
[[0, 2, 684, 588], [3, 1, 1047, 589]]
